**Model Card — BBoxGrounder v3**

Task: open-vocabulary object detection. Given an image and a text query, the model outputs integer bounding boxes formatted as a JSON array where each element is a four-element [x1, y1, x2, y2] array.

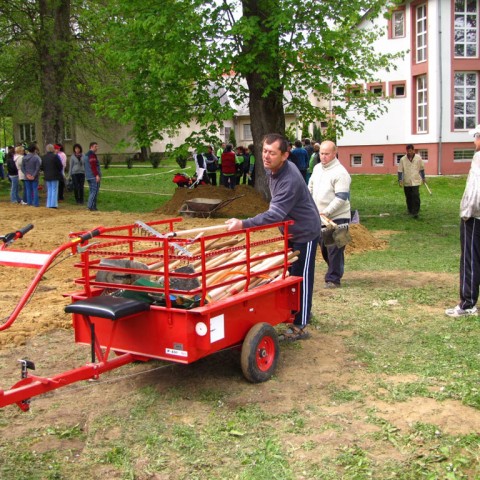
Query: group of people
[[194, 143, 255, 189], [226, 134, 352, 341], [4, 141, 101, 211]]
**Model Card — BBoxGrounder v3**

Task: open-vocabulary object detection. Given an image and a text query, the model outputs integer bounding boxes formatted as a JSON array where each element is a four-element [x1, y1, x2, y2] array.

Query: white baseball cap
[[468, 124, 480, 136]]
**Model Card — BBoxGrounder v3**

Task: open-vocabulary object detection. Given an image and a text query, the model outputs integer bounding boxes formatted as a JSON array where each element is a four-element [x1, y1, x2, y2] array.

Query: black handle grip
[[17, 224, 34, 238], [79, 228, 103, 243]]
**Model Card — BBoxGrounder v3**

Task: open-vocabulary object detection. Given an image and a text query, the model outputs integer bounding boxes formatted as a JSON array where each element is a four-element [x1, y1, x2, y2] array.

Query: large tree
[[96, 0, 402, 198], [0, 0, 102, 146]]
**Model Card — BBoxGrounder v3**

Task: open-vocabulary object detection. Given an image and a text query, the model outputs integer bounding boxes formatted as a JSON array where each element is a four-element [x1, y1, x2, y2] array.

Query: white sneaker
[[445, 305, 478, 318]]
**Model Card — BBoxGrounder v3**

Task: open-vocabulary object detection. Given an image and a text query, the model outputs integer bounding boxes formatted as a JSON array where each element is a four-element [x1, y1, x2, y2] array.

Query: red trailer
[[0, 218, 301, 411]]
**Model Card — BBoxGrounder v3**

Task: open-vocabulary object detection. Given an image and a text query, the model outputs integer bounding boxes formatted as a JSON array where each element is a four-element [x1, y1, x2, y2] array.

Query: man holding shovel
[[226, 133, 321, 341], [308, 140, 351, 289]]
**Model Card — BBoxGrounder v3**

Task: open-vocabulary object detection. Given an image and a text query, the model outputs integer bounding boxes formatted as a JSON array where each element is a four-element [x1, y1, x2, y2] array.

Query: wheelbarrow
[[179, 195, 244, 218]]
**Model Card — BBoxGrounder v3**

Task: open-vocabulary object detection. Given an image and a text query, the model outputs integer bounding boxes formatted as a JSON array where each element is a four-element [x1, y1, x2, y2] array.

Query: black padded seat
[[65, 295, 150, 321]]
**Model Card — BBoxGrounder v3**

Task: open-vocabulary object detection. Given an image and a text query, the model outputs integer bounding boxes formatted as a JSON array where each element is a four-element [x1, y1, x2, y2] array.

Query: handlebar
[[1, 224, 34, 247], [78, 228, 103, 243], [17, 224, 34, 238]]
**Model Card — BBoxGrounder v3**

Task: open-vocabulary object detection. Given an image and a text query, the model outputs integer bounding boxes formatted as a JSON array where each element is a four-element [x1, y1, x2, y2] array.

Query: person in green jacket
[[307, 142, 320, 184], [246, 144, 255, 186]]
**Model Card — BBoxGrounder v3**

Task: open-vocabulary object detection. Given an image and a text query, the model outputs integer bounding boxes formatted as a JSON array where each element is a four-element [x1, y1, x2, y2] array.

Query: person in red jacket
[[221, 144, 236, 189]]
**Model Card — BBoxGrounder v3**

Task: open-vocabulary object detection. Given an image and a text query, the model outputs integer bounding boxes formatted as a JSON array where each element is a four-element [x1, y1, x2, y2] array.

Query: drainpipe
[[437, 1, 443, 175]]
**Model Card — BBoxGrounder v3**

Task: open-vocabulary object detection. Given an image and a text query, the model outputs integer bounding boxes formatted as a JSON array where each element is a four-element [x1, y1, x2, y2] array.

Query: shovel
[[320, 215, 352, 248]]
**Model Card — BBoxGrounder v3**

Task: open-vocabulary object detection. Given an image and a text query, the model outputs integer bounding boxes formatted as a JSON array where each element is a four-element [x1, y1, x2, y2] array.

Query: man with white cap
[[445, 125, 480, 317]]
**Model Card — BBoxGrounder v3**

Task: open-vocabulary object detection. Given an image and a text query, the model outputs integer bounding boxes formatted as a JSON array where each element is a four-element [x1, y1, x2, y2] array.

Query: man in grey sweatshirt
[[226, 133, 321, 340]]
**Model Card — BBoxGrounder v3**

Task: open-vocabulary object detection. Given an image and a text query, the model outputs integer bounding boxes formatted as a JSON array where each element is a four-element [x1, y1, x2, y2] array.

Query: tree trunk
[[38, 0, 71, 147], [246, 74, 285, 201], [242, 0, 285, 202]]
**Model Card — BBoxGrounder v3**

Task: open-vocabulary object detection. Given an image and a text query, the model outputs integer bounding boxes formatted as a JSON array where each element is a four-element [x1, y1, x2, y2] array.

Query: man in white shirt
[[309, 140, 351, 288]]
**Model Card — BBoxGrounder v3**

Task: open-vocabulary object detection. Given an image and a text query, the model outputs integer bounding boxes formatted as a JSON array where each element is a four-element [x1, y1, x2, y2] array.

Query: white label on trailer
[[165, 348, 188, 357], [210, 314, 225, 343]]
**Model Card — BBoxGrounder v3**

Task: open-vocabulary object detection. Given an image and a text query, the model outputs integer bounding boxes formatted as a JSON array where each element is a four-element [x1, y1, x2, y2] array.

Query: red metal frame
[[0, 218, 301, 410]]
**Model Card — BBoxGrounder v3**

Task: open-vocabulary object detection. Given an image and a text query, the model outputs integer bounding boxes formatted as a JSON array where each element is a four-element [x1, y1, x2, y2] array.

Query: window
[[416, 4, 427, 63], [224, 127, 231, 143], [454, 0, 478, 58], [392, 9, 405, 38], [394, 153, 404, 166], [454, 72, 478, 130], [19, 123, 36, 144], [243, 124, 252, 141], [418, 149, 429, 162], [347, 85, 363, 99], [368, 83, 385, 97], [390, 82, 406, 98], [64, 120, 72, 141], [454, 148, 476, 161], [350, 155, 362, 167], [372, 154, 384, 166], [416, 75, 428, 133]]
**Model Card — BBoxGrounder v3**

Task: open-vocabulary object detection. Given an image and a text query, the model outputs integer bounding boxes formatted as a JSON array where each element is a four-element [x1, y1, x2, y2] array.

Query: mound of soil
[[158, 184, 269, 218], [347, 223, 388, 255]]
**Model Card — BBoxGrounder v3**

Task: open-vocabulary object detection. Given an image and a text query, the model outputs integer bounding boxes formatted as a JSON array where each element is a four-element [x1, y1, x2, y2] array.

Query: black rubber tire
[[240, 323, 279, 383]]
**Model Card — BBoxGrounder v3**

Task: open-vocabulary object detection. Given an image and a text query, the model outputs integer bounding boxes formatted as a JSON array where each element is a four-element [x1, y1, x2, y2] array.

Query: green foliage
[[149, 152, 162, 168], [228, 128, 237, 147], [301, 122, 310, 140], [285, 123, 297, 143], [92, 0, 402, 157], [0, 117, 13, 147], [312, 123, 321, 143], [176, 155, 188, 169], [102, 153, 112, 169]]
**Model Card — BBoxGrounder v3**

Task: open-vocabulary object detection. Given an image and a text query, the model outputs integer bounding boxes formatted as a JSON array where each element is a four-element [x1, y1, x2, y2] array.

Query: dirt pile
[[346, 223, 388, 255], [158, 184, 269, 218]]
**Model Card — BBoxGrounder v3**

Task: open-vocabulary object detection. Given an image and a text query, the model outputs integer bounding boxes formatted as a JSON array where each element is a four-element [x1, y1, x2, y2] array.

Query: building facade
[[337, 0, 480, 176]]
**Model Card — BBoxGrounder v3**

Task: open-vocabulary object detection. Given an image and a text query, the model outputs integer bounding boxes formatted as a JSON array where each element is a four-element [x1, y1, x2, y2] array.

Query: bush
[[126, 156, 134, 169], [176, 155, 187, 169], [102, 154, 112, 169], [150, 152, 162, 168], [228, 128, 236, 147]]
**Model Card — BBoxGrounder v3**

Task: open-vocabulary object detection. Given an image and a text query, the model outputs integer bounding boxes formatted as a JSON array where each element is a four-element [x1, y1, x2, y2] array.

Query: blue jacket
[[291, 147, 309, 171]]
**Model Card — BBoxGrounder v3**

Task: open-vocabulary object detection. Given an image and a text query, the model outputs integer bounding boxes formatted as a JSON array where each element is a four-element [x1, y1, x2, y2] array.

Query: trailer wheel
[[241, 323, 279, 383]]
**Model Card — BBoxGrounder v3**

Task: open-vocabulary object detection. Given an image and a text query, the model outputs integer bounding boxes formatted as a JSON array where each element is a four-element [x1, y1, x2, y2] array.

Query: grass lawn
[[1, 168, 480, 479]]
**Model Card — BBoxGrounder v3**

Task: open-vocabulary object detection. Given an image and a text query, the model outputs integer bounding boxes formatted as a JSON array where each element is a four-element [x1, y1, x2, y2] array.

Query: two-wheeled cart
[[0, 218, 301, 411]]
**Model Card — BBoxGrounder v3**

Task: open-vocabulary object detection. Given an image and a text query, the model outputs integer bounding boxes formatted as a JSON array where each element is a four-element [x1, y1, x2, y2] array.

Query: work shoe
[[445, 305, 478, 318], [324, 282, 340, 289]]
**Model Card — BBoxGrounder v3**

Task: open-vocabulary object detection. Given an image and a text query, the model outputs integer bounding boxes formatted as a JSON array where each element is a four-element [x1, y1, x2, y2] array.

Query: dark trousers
[[58, 176, 65, 200], [320, 218, 349, 285], [459, 218, 480, 310], [289, 236, 319, 328], [404, 186, 420, 215], [207, 171, 217, 186], [72, 173, 85, 204], [223, 174, 236, 189]]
